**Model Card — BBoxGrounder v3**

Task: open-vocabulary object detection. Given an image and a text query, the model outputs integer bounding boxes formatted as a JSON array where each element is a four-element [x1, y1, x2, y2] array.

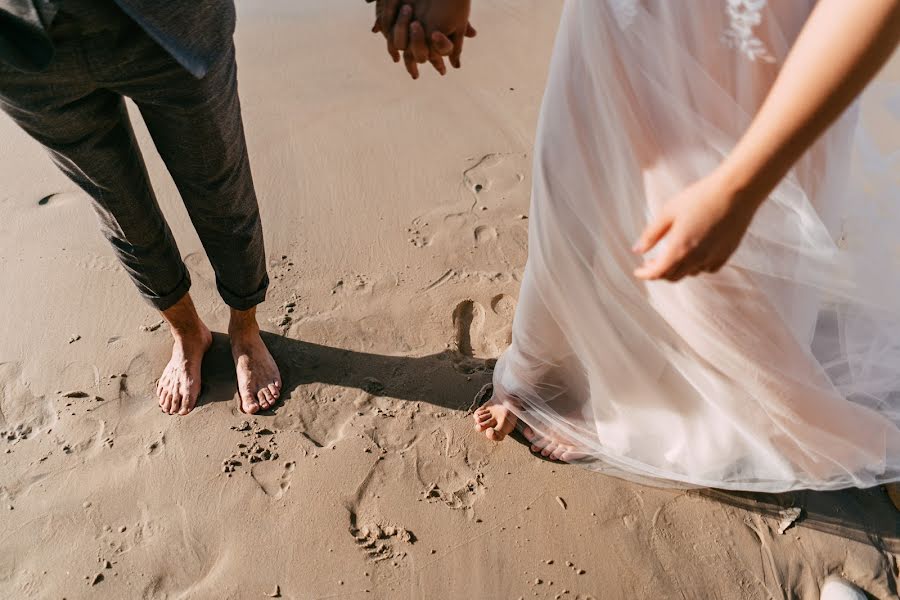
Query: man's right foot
[[156, 293, 213, 416]]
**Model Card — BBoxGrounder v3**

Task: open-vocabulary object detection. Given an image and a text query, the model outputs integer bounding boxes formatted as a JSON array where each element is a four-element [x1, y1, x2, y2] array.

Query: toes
[[240, 388, 260, 414], [559, 449, 586, 463], [159, 390, 172, 413], [541, 440, 559, 457], [549, 444, 569, 461], [178, 388, 196, 416], [495, 412, 517, 437], [257, 389, 273, 410], [485, 426, 507, 442], [267, 383, 280, 400], [475, 416, 498, 432], [523, 426, 536, 442], [168, 392, 183, 415]]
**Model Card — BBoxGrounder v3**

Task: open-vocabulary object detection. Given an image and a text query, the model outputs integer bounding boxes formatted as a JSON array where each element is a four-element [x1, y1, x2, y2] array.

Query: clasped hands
[[366, 0, 477, 79]]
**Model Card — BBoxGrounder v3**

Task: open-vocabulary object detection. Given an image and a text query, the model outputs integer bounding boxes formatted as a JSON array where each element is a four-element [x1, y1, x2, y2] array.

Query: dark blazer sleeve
[[0, 0, 54, 71]]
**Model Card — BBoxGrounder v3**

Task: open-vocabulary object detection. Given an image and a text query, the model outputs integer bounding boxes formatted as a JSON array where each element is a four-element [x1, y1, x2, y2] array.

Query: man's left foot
[[229, 308, 282, 414]]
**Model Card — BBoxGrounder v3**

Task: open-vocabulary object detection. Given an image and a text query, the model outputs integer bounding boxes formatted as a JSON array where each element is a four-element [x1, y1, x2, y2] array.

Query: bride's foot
[[523, 426, 585, 463], [473, 401, 518, 441]]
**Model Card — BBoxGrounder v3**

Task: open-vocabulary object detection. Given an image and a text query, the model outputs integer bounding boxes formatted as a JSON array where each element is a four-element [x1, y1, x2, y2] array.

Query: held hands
[[367, 0, 477, 79], [632, 171, 764, 282]]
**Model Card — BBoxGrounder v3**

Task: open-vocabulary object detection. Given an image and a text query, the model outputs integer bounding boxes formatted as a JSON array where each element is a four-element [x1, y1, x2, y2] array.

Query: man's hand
[[367, 0, 477, 79]]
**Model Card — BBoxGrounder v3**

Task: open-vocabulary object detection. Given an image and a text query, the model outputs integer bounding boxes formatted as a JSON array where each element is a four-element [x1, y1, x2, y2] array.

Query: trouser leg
[[0, 78, 191, 310]]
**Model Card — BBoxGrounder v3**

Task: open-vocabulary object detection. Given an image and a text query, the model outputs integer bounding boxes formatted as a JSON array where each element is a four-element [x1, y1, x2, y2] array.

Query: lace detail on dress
[[607, 0, 638, 31], [721, 0, 776, 63]]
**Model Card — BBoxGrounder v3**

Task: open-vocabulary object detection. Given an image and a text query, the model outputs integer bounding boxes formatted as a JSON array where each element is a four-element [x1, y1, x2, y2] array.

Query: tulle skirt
[[490, 0, 900, 491]]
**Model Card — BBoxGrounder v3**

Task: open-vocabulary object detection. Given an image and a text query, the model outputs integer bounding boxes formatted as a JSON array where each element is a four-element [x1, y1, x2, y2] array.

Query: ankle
[[228, 307, 260, 339], [170, 322, 209, 343], [162, 293, 209, 342]]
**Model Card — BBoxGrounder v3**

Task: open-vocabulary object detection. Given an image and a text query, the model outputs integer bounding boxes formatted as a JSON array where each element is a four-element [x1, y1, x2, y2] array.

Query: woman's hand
[[632, 172, 762, 282]]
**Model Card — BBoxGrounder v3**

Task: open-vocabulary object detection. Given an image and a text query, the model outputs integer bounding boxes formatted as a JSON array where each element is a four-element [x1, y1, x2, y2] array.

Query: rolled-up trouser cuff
[[144, 269, 192, 312], [218, 272, 269, 311]]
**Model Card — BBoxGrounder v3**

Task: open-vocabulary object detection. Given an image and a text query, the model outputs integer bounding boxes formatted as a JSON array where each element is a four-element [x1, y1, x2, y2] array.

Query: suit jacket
[[0, 0, 235, 78]]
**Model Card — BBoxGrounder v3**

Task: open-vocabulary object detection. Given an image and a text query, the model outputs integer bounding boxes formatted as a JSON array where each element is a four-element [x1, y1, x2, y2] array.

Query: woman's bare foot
[[473, 385, 519, 441], [473, 402, 518, 441], [229, 306, 282, 414], [157, 293, 213, 416], [522, 426, 585, 463]]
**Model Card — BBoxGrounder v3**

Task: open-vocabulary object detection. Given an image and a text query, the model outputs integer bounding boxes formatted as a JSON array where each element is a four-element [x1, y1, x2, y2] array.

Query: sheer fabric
[[491, 0, 900, 491]]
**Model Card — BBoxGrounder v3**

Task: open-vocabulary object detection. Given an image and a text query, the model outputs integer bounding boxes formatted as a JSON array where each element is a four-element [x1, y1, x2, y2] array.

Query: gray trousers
[[0, 1, 268, 311]]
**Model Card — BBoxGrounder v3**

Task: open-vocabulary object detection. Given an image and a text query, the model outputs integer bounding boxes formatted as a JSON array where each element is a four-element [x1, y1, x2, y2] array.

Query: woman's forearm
[[719, 0, 900, 205]]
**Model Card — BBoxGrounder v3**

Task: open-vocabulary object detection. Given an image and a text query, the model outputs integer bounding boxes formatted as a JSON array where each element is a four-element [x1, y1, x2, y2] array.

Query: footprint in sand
[[452, 300, 485, 356], [251, 460, 295, 499], [486, 293, 517, 355], [490, 293, 517, 319], [348, 510, 415, 563], [473, 225, 498, 245], [463, 153, 528, 205], [450, 300, 494, 375]]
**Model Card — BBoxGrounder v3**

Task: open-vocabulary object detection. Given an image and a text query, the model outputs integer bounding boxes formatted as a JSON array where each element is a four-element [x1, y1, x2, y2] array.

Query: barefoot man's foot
[[229, 306, 282, 414], [157, 293, 213, 416]]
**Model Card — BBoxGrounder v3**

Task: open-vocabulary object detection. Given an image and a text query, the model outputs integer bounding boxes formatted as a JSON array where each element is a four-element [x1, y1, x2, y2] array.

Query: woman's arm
[[721, 0, 900, 203], [635, 0, 900, 281]]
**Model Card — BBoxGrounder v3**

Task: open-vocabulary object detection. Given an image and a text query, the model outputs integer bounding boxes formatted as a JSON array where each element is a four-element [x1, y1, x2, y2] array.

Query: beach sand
[[0, 1, 897, 598]]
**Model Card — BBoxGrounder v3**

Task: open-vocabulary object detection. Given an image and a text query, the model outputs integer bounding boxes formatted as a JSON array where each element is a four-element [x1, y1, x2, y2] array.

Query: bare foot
[[229, 307, 282, 414], [473, 402, 518, 442], [156, 293, 212, 416], [472, 384, 518, 441], [522, 426, 586, 463]]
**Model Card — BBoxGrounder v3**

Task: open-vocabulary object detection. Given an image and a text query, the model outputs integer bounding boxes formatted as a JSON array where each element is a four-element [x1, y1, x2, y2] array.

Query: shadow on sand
[[197, 331, 899, 554]]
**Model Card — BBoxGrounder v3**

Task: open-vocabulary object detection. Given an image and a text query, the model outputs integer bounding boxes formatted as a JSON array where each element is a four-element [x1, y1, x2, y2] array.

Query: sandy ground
[[0, 1, 898, 598]]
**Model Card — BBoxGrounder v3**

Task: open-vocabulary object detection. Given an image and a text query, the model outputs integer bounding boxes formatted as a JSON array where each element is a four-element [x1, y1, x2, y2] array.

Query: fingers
[[449, 31, 464, 69], [633, 213, 673, 255], [378, 0, 402, 37], [409, 21, 429, 63], [392, 4, 412, 50], [428, 49, 447, 75], [386, 36, 400, 62], [403, 49, 419, 79], [634, 240, 683, 280], [431, 31, 454, 56]]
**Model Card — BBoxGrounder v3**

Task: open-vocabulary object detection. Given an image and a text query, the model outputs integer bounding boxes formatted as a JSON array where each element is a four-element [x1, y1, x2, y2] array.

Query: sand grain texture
[[0, 1, 898, 598]]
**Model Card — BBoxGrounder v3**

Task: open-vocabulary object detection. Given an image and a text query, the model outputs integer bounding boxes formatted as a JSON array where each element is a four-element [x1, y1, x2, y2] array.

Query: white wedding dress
[[490, 0, 900, 491]]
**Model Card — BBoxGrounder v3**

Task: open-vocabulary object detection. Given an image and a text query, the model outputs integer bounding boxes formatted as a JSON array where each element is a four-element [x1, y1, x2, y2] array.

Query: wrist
[[714, 155, 775, 213]]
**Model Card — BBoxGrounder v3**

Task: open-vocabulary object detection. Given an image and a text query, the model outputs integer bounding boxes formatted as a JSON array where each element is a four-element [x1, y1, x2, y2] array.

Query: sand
[[0, 1, 897, 598]]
